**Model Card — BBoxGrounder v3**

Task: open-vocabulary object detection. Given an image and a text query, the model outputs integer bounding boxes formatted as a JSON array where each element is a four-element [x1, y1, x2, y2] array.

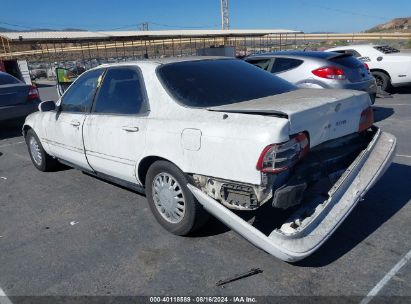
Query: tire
[[372, 71, 390, 92], [145, 160, 209, 236], [26, 129, 58, 172]]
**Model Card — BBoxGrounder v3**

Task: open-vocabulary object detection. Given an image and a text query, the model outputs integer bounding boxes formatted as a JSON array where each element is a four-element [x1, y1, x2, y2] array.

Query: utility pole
[[221, 0, 229, 30], [139, 22, 149, 31]]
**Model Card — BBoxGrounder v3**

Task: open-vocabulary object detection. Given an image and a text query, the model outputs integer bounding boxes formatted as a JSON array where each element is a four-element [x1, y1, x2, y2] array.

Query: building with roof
[[0, 29, 301, 62]]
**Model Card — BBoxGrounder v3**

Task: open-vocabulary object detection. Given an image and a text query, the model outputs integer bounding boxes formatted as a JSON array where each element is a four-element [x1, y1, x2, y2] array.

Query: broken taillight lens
[[358, 106, 374, 132], [256, 132, 310, 173]]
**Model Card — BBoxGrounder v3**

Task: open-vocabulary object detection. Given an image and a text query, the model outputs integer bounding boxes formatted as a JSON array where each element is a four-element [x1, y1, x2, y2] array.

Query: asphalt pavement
[[0, 82, 410, 300]]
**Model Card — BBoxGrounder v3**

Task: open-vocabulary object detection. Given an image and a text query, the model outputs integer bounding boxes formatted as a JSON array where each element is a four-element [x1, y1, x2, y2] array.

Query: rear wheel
[[145, 160, 209, 235], [26, 129, 58, 172], [372, 71, 390, 92]]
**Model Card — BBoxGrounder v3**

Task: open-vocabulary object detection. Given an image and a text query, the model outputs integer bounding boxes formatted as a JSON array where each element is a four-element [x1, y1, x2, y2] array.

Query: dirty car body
[[23, 58, 396, 262]]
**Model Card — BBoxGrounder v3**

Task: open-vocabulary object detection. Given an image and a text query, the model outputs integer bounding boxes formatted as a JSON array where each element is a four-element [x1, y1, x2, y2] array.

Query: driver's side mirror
[[39, 100, 56, 112]]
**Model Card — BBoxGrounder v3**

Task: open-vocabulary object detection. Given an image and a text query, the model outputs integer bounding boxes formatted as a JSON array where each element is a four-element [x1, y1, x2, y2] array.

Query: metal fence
[[1, 31, 410, 80]]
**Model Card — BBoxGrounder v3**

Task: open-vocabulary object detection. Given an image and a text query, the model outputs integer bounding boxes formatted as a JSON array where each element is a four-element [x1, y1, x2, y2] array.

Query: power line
[[148, 22, 220, 29], [1, 20, 220, 32]]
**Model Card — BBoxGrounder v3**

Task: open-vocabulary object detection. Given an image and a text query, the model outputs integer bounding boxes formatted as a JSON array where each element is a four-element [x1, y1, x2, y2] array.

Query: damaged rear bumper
[[187, 129, 396, 262]]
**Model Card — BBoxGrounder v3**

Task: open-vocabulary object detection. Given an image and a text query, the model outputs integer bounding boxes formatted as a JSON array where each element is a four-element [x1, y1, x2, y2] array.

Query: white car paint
[[23, 58, 396, 261], [25, 60, 370, 186], [326, 44, 411, 87]]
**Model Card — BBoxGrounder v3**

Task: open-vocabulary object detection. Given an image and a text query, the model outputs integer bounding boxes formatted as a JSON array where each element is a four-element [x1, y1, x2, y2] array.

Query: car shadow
[[389, 86, 411, 95], [373, 106, 394, 122], [34, 82, 55, 88], [294, 162, 411, 267], [0, 119, 25, 140]]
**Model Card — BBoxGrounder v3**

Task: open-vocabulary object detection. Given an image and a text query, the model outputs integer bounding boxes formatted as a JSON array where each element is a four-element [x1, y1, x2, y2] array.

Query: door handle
[[70, 120, 80, 127], [122, 126, 139, 132]]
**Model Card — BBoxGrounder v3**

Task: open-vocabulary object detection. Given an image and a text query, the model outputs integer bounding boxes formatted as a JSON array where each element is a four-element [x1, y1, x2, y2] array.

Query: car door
[[83, 66, 149, 184], [45, 68, 105, 169]]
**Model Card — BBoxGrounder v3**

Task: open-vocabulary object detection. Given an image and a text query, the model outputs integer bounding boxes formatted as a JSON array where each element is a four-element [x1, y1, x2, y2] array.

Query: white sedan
[[327, 44, 411, 91], [23, 57, 396, 262]]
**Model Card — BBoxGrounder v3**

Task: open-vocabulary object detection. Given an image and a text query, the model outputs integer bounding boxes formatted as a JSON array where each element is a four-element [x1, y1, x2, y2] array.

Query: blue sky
[[0, 0, 409, 33]]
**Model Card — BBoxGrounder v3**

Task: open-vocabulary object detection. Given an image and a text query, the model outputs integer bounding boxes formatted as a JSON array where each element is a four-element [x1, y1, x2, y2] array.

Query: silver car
[[245, 51, 377, 103]]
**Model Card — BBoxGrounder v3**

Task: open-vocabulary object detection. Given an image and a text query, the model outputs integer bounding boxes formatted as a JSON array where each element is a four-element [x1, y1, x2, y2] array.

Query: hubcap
[[375, 75, 384, 88], [29, 136, 42, 166], [152, 172, 186, 224]]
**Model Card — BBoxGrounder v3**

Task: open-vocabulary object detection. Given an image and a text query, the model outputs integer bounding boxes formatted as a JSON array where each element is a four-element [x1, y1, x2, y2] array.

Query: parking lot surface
[[0, 83, 410, 298]]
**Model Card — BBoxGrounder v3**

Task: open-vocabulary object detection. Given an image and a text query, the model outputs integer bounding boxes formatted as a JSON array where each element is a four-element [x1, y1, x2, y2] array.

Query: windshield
[[157, 59, 296, 108]]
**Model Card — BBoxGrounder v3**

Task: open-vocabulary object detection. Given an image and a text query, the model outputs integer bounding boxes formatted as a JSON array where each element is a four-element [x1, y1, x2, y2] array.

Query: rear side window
[[333, 49, 362, 57], [271, 58, 303, 73], [246, 59, 271, 70], [157, 59, 296, 108], [60, 69, 105, 113], [93, 67, 147, 115], [0, 73, 21, 85]]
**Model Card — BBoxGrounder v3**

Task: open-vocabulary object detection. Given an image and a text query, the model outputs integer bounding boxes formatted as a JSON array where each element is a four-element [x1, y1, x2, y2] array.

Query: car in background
[[30, 69, 47, 80], [0, 71, 41, 122], [326, 44, 411, 91], [245, 51, 377, 103]]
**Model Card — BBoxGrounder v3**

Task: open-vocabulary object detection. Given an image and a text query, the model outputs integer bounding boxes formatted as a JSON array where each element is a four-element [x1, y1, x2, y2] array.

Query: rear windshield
[[0, 73, 21, 85], [157, 59, 296, 108], [374, 45, 400, 54], [329, 54, 362, 68]]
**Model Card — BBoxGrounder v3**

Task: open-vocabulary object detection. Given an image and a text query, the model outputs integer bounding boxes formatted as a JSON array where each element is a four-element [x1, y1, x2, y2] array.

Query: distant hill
[[366, 17, 411, 33]]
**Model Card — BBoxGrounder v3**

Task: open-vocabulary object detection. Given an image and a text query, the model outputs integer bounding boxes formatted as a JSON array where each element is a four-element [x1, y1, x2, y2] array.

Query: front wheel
[[145, 161, 209, 236], [26, 129, 58, 172]]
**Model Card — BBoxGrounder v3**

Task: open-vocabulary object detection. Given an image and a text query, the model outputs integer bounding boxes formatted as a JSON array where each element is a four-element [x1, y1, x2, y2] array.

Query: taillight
[[256, 132, 310, 173], [364, 63, 370, 71], [358, 107, 374, 132], [312, 66, 346, 80], [27, 85, 39, 101]]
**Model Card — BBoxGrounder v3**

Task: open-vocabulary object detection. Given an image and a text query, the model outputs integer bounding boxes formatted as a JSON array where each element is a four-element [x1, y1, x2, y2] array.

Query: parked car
[[23, 58, 396, 262], [326, 44, 411, 91], [30, 69, 47, 80], [245, 51, 377, 103], [0, 71, 41, 122]]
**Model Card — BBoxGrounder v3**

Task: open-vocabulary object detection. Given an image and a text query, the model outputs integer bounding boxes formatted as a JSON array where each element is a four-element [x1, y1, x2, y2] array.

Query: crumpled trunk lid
[[208, 88, 372, 147]]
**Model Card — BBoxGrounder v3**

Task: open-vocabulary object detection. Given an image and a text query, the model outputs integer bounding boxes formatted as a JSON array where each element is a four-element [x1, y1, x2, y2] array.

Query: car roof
[[247, 51, 343, 60], [95, 56, 233, 69], [0, 71, 21, 81]]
